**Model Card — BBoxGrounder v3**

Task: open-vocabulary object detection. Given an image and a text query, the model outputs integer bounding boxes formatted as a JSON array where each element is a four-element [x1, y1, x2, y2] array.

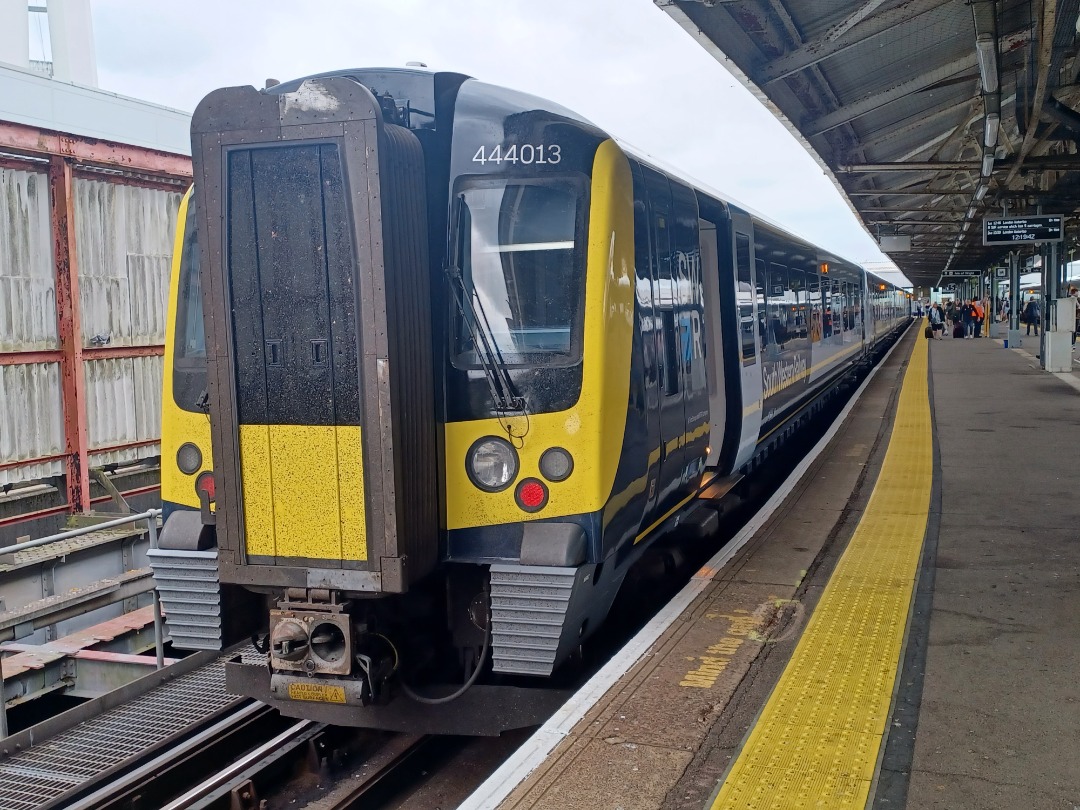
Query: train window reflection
[[453, 178, 585, 368]]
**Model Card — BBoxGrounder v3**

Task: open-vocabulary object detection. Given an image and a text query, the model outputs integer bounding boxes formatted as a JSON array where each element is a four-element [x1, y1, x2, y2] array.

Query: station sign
[[995, 267, 1007, 278], [940, 270, 979, 277], [983, 215, 1063, 245]]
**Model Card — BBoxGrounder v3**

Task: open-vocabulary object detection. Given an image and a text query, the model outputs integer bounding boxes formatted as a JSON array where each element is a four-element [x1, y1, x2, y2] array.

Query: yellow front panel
[[335, 427, 367, 561], [238, 423, 367, 562], [269, 425, 342, 560], [238, 424, 275, 557], [445, 139, 636, 529]]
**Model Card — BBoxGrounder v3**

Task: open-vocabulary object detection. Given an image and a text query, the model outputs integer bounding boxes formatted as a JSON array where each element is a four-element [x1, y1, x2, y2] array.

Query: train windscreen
[[452, 177, 586, 368], [173, 198, 207, 412]]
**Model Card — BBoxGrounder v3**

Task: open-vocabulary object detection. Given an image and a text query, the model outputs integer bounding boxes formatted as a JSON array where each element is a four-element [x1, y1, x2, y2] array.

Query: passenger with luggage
[[928, 303, 944, 340], [1023, 297, 1040, 336], [945, 300, 956, 334]]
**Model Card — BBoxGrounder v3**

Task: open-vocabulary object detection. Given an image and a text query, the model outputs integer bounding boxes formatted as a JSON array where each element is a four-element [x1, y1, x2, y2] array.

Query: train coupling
[[267, 589, 395, 706]]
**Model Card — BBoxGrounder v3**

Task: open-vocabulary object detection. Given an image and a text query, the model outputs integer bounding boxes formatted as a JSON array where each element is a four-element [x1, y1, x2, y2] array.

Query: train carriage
[[150, 68, 909, 734]]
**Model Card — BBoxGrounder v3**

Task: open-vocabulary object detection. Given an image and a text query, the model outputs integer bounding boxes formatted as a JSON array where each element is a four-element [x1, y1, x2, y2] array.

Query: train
[[149, 68, 910, 735]]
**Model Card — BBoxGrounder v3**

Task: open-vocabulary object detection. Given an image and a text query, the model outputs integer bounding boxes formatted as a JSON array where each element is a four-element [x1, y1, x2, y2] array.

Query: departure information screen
[[983, 215, 1063, 244]]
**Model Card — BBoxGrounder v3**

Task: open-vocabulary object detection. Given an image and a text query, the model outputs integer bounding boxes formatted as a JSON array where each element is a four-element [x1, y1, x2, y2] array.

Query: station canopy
[[659, 0, 1080, 289]]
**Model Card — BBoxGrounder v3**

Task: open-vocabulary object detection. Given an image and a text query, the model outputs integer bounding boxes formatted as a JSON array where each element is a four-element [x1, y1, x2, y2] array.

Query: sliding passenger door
[[643, 171, 686, 515], [730, 212, 762, 470]]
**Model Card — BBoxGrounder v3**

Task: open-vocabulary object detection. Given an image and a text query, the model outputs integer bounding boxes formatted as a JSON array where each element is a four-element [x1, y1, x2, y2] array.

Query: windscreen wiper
[[446, 262, 525, 414]]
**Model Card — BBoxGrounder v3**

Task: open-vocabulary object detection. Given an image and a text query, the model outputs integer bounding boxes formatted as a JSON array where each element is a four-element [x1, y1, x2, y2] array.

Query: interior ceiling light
[[975, 184, 989, 201], [984, 112, 1000, 148], [981, 151, 995, 177], [976, 34, 999, 94], [967, 205, 977, 219]]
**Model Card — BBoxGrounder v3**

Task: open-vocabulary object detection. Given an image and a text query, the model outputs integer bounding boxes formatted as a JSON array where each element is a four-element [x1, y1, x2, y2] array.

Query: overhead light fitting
[[967, 205, 977, 219], [975, 183, 989, 201], [981, 151, 995, 177], [976, 34, 999, 94], [984, 112, 1000, 148]]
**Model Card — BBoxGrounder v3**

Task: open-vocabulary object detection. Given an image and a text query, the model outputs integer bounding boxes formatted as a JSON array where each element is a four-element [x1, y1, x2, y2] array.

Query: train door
[[730, 213, 762, 470], [630, 163, 662, 532], [670, 181, 708, 489], [643, 171, 686, 514], [699, 219, 725, 468]]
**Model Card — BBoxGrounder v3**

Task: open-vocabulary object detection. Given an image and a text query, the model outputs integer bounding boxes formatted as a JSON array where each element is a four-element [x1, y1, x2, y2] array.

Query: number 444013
[[472, 144, 561, 165]]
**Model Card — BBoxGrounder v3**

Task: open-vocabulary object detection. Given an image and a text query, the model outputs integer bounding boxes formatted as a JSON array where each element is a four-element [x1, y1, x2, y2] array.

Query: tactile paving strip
[[0, 651, 254, 810], [712, 330, 931, 809]]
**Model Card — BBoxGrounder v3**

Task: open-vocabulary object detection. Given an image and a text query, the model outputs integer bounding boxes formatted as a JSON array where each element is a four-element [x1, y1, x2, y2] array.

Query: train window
[[735, 233, 755, 362], [451, 177, 586, 368], [177, 202, 204, 360], [766, 263, 790, 348], [173, 197, 208, 413], [790, 268, 806, 339], [808, 267, 823, 342], [661, 309, 679, 396], [755, 257, 768, 351]]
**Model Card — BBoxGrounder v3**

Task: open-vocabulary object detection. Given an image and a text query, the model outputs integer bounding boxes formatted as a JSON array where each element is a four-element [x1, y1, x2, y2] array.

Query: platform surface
[[463, 324, 1080, 809]]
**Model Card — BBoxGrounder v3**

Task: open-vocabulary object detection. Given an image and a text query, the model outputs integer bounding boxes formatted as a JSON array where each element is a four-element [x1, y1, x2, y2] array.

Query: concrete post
[[0, 3, 30, 69], [47, 0, 98, 87], [1008, 252, 1022, 348]]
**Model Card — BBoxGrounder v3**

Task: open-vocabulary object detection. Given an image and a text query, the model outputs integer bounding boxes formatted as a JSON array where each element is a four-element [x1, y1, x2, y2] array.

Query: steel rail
[[160, 718, 322, 809], [325, 734, 430, 810]]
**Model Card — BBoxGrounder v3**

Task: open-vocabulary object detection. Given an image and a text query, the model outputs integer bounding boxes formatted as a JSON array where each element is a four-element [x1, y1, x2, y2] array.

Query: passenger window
[[735, 233, 754, 362], [755, 258, 768, 351]]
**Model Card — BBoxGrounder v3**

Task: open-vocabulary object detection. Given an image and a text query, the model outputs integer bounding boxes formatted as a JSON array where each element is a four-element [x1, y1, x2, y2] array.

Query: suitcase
[[953, 323, 964, 339], [925, 325, 933, 339]]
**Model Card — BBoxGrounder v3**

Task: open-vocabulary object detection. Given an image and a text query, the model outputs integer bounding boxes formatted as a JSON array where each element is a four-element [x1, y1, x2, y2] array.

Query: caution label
[[287, 682, 347, 704]]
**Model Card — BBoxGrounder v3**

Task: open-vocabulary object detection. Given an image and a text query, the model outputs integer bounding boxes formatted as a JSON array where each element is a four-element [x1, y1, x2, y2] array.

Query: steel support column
[[49, 155, 90, 513]]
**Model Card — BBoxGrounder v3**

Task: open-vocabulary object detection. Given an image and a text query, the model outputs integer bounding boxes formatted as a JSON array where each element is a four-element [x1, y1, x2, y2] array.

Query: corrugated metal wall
[[0, 169, 55, 352], [75, 179, 176, 347], [75, 179, 178, 471], [0, 167, 63, 485], [0, 171, 181, 486]]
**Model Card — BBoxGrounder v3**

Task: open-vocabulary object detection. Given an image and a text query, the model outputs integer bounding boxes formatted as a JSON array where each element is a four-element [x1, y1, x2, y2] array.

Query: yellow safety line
[[711, 326, 931, 809]]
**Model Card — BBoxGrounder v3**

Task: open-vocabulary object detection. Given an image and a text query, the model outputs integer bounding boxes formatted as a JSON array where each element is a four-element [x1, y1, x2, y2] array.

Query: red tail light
[[515, 478, 548, 512], [195, 471, 216, 502]]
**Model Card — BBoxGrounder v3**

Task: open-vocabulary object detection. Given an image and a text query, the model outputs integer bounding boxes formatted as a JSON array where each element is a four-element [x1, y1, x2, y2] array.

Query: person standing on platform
[[961, 299, 974, 338], [1023, 296, 1040, 336], [1070, 287, 1079, 350], [945, 299, 956, 334], [928, 302, 944, 339], [973, 297, 985, 338]]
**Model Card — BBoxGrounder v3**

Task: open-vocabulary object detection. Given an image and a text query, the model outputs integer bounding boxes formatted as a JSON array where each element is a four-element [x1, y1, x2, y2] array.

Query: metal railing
[[1, 508, 163, 740]]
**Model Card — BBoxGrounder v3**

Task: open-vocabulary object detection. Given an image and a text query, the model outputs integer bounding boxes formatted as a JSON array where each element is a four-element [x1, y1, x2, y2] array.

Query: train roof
[[259, 68, 904, 293]]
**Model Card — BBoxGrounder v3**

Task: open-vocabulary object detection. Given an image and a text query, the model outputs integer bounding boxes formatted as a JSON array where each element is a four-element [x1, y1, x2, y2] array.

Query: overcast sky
[[71, 0, 906, 284]]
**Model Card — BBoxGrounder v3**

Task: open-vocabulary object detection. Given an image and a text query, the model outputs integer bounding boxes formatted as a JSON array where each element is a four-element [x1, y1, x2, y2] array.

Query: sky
[[63, 0, 906, 284]]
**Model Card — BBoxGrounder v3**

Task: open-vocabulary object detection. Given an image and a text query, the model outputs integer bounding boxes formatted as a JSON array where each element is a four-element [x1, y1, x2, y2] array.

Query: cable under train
[[149, 68, 910, 735]]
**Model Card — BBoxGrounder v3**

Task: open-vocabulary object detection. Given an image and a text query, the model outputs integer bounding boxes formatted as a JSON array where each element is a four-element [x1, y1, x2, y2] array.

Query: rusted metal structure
[[0, 118, 191, 522]]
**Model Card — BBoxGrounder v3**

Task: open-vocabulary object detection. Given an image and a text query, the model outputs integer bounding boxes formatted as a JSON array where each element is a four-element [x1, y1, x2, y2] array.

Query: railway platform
[[464, 322, 1080, 810]]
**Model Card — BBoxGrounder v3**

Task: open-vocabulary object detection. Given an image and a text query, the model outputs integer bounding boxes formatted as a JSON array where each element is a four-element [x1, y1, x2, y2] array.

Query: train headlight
[[467, 437, 518, 492], [539, 447, 574, 482], [176, 442, 202, 475]]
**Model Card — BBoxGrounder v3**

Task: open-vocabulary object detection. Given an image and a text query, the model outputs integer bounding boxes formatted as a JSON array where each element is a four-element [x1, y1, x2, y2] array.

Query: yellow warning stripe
[[712, 326, 931, 808]]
